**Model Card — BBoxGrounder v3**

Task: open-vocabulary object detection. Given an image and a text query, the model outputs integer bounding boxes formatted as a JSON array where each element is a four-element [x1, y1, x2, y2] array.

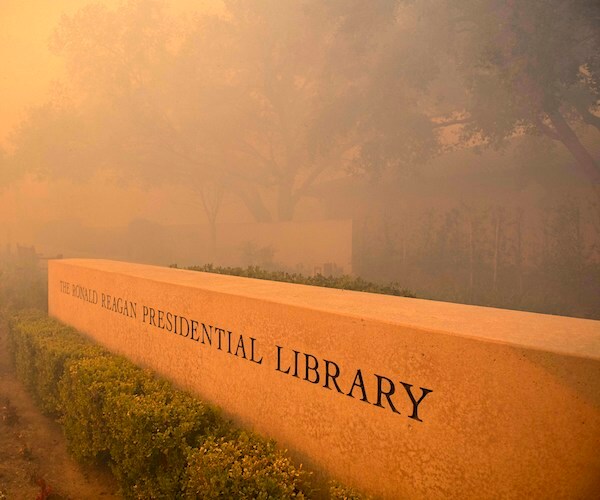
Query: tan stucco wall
[[48, 259, 600, 499]]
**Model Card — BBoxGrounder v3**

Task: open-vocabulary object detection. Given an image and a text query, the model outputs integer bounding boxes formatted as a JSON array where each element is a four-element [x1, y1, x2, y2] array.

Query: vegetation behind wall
[[183, 263, 415, 298], [353, 196, 600, 320]]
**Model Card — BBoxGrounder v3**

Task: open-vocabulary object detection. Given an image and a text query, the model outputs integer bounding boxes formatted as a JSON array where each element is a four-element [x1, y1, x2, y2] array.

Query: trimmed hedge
[[184, 432, 310, 499], [7, 310, 107, 415], [7, 310, 366, 499], [58, 356, 154, 463], [105, 384, 218, 497]]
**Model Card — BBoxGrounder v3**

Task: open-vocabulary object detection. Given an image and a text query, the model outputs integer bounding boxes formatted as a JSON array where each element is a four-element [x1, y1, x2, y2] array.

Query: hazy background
[[1, 0, 599, 318]]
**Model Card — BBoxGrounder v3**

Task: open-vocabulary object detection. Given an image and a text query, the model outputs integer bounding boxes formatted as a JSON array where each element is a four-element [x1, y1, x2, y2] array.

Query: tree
[[9, 102, 104, 183], [18, 1, 235, 230], [409, 0, 600, 182], [184, 0, 356, 221], [328, 1, 600, 183], [452, 0, 599, 182], [13, 0, 597, 227], [313, 0, 442, 179], [22, 0, 367, 223]]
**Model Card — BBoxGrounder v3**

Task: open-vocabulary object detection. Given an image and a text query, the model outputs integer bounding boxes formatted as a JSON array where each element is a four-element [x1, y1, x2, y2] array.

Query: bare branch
[[580, 108, 600, 132], [294, 163, 327, 199], [237, 140, 275, 170]]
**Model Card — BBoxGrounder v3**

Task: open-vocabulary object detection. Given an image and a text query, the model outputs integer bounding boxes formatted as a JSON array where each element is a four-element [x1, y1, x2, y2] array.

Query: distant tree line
[[355, 197, 600, 319]]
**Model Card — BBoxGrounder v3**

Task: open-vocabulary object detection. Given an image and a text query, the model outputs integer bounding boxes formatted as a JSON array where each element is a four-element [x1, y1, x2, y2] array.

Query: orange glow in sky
[[0, 0, 221, 148]]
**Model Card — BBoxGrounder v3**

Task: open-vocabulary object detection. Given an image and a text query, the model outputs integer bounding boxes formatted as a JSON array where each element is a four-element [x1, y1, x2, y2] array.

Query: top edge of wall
[[49, 258, 600, 360]]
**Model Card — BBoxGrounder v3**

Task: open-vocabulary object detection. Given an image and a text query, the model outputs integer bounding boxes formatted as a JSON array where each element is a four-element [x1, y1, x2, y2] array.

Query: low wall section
[[48, 259, 600, 499]]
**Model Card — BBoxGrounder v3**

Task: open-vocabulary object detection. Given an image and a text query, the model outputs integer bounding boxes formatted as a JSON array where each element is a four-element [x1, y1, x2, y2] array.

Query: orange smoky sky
[[0, 0, 222, 148]]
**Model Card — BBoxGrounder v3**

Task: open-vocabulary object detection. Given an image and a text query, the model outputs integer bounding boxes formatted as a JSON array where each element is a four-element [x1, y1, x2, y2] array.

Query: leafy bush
[[185, 264, 416, 298], [58, 356, 151, 463], [8, 310, 106, 415], [329, 481, 372, 500], [185, 431, 310, 499], [105, 382, 219, 499]]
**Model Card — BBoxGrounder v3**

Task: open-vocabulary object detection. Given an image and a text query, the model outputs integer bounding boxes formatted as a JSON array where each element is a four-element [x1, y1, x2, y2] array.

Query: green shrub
[[8, 311, 55, 387], [33, 336, 106, 415], [8, 310, 106, 415], [329, 481, 371, 500], [58, 355, 152, 463], [105, 381, 219, 499], [184, 431, 310, 499]]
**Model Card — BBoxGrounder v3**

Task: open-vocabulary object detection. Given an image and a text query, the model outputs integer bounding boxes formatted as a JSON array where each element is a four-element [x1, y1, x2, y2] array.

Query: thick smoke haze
[[1, 0, 599, 318]]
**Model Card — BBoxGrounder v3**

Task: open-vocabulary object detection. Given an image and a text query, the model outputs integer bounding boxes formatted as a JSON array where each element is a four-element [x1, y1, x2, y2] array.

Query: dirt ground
[[0, 316, 120, 500]]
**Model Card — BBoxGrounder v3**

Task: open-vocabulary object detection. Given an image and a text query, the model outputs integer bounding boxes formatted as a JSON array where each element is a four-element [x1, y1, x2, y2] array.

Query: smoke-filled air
[[1, 0, 599, 318]]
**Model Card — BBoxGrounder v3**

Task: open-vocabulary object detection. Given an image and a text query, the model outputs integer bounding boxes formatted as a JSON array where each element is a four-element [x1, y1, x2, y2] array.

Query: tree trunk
[[237, 188, 272, 223], [574, 102, 600, 134], [402, 226, 406, 270], [573, 205, 583, 273], [516, 208, 524, 299], [542, 214, 550, 266], [492, 210, 501, 294], [277, 179, 296, 222], [207, 219, 217, 261], [199, 183, 224, 263], [548, 111, 600, 183], [468, 215, 474, 303]]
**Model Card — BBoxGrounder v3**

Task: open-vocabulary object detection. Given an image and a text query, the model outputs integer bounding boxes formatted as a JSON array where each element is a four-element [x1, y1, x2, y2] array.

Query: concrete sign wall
[[48, 259, 600, 499]]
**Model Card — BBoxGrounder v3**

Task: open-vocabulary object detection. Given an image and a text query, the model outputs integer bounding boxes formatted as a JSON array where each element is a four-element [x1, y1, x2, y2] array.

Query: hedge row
[[180, 263, 416, 298], [7, 310, 367, 499]]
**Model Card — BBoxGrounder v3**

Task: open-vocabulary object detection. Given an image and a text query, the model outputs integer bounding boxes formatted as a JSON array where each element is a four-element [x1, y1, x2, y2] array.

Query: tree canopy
[[328, 0, 600, 181], [5, 0, 600, 223], [449, 0, 600, 182]]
